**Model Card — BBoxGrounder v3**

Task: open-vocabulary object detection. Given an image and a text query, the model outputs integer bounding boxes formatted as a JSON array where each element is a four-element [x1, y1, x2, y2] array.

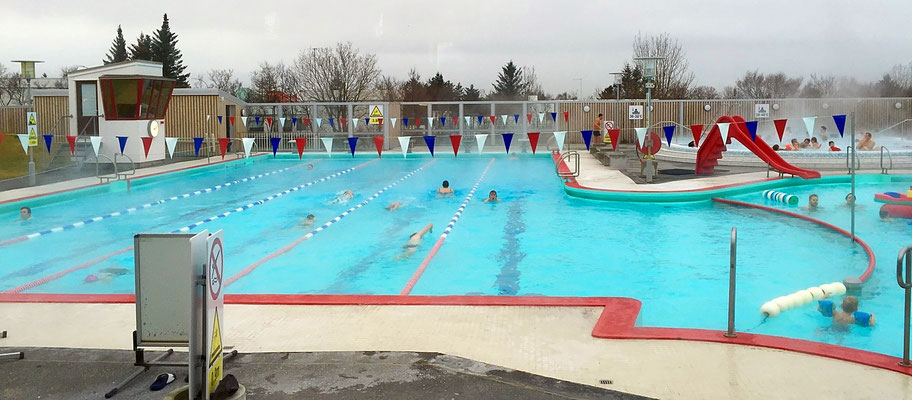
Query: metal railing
[[845, 146, 860, 172], [725, 227, 737, 338], [881, 146, 893, 174], [114, 153, 135, 180], [897, 245, 912, 367], [96, 154, 118, 183], [556, 151, 580, 179]]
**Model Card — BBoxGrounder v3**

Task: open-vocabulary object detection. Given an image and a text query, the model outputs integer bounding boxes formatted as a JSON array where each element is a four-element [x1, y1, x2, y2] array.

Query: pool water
[[1, 155, 909, 357]]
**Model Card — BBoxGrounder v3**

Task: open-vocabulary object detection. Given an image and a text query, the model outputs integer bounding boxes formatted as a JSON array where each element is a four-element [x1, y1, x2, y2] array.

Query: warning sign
[[205, 230, 225, 396], [755, 104, 770, 119], [628, 105, 643, 120], [27, 112, 37, 125], [208, 237, 223, 301], [369, 105, 384, 125], [27, 125, 38, 147], [208, 310, 223, 394]]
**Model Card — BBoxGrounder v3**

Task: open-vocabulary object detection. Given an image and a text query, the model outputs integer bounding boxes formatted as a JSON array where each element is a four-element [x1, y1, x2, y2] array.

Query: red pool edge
[[1, 292, 909, 377]]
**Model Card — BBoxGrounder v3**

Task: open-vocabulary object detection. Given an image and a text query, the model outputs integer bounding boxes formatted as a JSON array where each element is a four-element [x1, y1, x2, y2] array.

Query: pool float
[[762, 190, 799, 205], [874, 188, 912, 219], [760, 282, 846, 318]]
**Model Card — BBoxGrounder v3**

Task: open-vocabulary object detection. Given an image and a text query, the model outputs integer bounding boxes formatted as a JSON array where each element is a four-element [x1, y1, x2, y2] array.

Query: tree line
[[103, 14, 189, 87]]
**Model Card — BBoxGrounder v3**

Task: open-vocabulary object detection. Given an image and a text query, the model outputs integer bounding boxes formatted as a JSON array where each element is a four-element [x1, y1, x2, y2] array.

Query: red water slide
[[695, 115, 821, 179]]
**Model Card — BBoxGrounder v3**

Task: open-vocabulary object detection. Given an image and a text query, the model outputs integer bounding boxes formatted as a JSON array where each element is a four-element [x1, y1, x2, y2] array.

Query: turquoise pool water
[[0, 155, 909, 357]]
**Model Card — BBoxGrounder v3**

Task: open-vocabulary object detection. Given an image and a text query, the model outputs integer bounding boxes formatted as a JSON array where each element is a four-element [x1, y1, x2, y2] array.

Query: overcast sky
[[3, 0, 910, 96]]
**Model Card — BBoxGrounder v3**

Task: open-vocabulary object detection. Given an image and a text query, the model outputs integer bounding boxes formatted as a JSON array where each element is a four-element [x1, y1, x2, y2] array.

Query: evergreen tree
[[463, 84, 482, 101], [104, 25, 129, 64], [129, 33, 154, 61], [152, 14, 189, 87], [491, 61, 525, 100]]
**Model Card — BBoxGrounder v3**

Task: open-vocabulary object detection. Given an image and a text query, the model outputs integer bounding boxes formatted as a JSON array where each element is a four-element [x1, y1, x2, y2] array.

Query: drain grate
[[599, 379, 613, 385]]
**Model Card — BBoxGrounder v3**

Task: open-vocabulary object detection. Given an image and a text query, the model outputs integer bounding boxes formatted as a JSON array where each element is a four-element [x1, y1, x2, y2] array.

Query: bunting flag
[[513, 114, 520, 124], [423, 135, 436, 156], [634, 128, 648, 147], [503, 132, 514, 153], [388, 117, 395, 128], [402, 117, 409, 127], [464, 116, 471, 126], [526, 113, 533, 123], [291, 117, 298, 127], [294, 137, 307, 159], [241, 116, 248, 126], [773, 119, 787, 142], [802, 116, 815, 136], [229, 116, 236, 126], [833, 114, 847, 137], [398, 136, 411, 158], [415, 117, 422, 127], [440, 117, 446, 126], [690, 124, 703, 147], [426, 117, 433, 128], [321, 137, 333, 156], [329, 118, 335, 128], [563, 111, 569, 122], [353, 117, 359, 128], [207, 114, 211, 122], [347, 137, 358, 157], [501, 115, 508, 125], [116, 136, 128, 154], [42, 134, 53, 153], [165, 137, 178, 158], [476, 133, 488, 153], [66, 135, 77, 155], [217, 115, 223, 124], [17, 134, 29, 154], [270, 137, 281, 156], [527, 132, 540, 154], [744, 121, 759, 142], [218, 137, 230, 159], [663, 126, 676, 145], [538, 112, 545, 123], [452, 116, 458, 127], [718, 123, 731, 142], [364, 117, 370, 126], [372, 136, 384, 157], [341, 117, 347, 128], [607, 129, 620, 151], [477, 115, 484, 125], [140, 137, 153, 158], [316, 118, 323, 128], [553, 131, 566, 152], [551, 112, 557, 121], [90, 136, 102, 157], [242, 137, 255, 157], [265, 117, 273, 127], [255, 116, 260, 126], [193, 137, 204, 156], [489, 115, 496, 124], [581, 130, 594, 150], [279, 117, 286, 127], [378, 117, 384, 126], [303, 118, 310, 128], [449, 135, 462, 157]]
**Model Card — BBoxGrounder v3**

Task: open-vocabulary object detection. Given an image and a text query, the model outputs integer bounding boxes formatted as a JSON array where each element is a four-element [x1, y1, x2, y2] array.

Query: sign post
[[204, 230, 225, 398]]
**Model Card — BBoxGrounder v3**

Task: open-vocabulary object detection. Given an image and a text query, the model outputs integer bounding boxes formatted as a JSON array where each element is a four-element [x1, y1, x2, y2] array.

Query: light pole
[[12, 60, 44, 186], [609, 72, 623, 101], [634, 56, 664, 183], [573, 78, 582, 100]]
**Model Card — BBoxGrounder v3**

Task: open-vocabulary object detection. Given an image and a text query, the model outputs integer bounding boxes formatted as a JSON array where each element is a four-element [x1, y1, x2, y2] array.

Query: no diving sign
[[205, 229, 225, 396], [208, 236, 223, 300]]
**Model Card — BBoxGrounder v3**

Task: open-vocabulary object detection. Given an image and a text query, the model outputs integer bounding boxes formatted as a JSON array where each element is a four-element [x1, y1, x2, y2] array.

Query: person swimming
[[806, 194, 820, 212], [819, 295, 875, 327], [301, 214, 316, 227], [483, 190, 499, 203], [396, 223, 433, 259], [19, 206, 31, 221], [386, 201, 403, 211], [437, 180, 454, 196], [330, 190, 354, 204]]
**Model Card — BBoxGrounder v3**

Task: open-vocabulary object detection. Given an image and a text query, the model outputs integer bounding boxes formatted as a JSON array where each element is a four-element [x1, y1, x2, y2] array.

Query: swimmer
[[396, 223, 433, 259], [483, 190, 499, 203], [307, 164, 314, 170], [845, 193, 856, 206], [386, 201, 403, 211], [19, 206, 31, 221], [819, 295, 876, 327], [880, 207, 892, 221], [301, 214, 316, 227], [807, 194, 819, 211], [331, 190, 354, 204], [437, 180, 454, 196]]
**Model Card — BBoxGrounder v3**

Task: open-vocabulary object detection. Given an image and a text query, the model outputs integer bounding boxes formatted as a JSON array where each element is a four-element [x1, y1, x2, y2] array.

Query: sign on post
[[628, 105, 644, 120], [27, 112, 37, 125], [27, 125, 38, 147], [369, 105, 384, 125], [205, 230, 225, 397], [755, 104, 770, 119]]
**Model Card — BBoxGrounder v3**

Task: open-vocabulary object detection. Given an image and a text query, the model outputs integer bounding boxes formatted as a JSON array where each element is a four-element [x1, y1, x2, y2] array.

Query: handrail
[[725, 227, 737, 338], [96, 154, 118, 183], [845, 147, 860, 172], [897, 245, 912, 367], [873, 118, 912, 137], [556, 151, 580, 179], [881, 146, 893, 174], [114, 153, 136, 179]]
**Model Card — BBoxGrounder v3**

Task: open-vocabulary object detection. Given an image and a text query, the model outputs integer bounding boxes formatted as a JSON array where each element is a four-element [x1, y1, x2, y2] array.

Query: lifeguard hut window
[[99, 75, 175, 120]]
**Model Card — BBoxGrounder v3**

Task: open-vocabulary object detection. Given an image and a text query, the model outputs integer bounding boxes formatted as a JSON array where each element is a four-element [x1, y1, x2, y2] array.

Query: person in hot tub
[[857, 132, 876, 150], [819, 295, 875, 327]]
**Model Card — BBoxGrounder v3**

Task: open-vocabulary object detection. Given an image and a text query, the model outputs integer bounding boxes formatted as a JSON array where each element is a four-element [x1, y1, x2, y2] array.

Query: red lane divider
[[712, 197, 876, 282], [400, 158, 495, 295]]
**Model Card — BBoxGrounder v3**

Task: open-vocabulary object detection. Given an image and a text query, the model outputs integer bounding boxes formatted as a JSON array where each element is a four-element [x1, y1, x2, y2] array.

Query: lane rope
[[225, 159, 437, 287], [400, 158, 495, 295]]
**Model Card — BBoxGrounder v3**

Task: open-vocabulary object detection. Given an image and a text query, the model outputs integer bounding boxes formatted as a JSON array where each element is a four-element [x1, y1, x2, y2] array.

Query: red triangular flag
[[607, 129, 621, 151], [689, 125, 703, 147], [265, 117, 273, 126], [774, 119, 788, 142], [414, 117, 421, 127], [378, 117, 383, 125], [526, 113, 533, 123], [141, 136, 154, 159], [527, 132, 540, 154], [372, 136, 384, 157], [452, 117, 458, 127], [341, 117, 347, 128], [218, 137, 230, 159], [449, 135, 462, 157], [303, 118, 310, 127], [489, 115, 496, 124], [563, 111, 569, 122], [66, 135, 77, 155], [228, 116, 235, 125], [294, 137, 307, 159]]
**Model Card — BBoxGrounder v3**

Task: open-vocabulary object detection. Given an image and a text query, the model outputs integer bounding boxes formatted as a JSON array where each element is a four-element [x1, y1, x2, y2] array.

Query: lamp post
[[634, 56, 664, 183], [609, 72, 623, 101], [12, 60, 44, 186], [573, 78, 582, 100]]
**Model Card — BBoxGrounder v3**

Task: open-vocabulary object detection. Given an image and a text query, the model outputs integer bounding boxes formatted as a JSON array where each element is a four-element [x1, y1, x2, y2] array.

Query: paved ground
[[0, 348, 642, 400]]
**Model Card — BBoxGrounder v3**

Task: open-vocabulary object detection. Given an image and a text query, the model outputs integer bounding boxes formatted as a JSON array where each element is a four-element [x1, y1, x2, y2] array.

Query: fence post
[[725, 227, 737, 338]]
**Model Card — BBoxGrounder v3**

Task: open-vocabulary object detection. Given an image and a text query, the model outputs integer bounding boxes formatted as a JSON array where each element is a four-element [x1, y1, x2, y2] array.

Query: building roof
[[69, 60, 162, 78], [97, 74, 175, 81], [31, 89, 68, 97], [173, 88, 248, 106]]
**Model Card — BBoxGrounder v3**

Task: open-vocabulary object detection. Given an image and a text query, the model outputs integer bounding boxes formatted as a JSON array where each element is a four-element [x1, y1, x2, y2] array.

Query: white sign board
[[205, 230, 225, 397], [755, 104, 770, 119], [369, 105, 384, 125], [628, 105, 644, 120]]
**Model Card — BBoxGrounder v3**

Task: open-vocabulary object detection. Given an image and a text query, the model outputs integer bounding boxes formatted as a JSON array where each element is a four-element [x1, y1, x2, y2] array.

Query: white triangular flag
[[206, 114, 211, 122], [464, 116, 471, 126], [90, 136, 102, 156], [718, 123, 731, 142], [634, 127, 649, 146], [316, 118, 323, 128], [476, 134, 488, 153], [803, 116, 816, 136], [242, 137, 255, 157], [500, 115, 508, 125], [165, 137, 178, 158], [353, 118, 360, 128], [279, 117, 286, 127], [553, 131, 566, 152], [538, 113, 545, 123], [321, 137, 333, 156], [398, 136, 411, 158], [426, 118, 433, 128], [389, 118, 395, 128], [17, 134, 29, 154], [241, 116, 248, 126]]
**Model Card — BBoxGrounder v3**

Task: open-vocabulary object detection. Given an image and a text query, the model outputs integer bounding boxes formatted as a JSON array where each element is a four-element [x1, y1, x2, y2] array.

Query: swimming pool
[[1, 155, 910, 357]]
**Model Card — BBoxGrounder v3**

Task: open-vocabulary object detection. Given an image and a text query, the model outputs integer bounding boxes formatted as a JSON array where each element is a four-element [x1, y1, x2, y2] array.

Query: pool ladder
[[898, 245, 912, 367], [556, 151, 580, 180], [881, 146, 893, 174]]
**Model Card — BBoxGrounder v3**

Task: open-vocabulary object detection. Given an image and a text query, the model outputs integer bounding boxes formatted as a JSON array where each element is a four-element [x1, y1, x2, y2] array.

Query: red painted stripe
[[2, 246, 134, 294], [712, 197, 876, 282], [0, 236, 28, 247]]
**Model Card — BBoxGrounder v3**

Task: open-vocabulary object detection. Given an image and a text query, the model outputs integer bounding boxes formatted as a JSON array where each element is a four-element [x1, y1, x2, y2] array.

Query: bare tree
[[888, 61, 912, 89], [375, 74, 403, 101], [688, 85, 720, 99], [632, 32, 695, 98], [521, 66, 547, 99], [801, 74, 838, 98], [0, 65, 27, 106], [726, 70, 802, 98], [289, 42, 380, 102], [54, 65, 82, 89], [249, 62, 297, 103], [195, 68, 242, 94]]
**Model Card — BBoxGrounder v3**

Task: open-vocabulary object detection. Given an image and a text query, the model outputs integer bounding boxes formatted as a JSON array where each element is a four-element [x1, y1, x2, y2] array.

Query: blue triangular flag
[[217, 115, 223, 124], [833, 115, 847, 137], [364, 117, 370, 126], [193, 137, 204, 156], [117, 136, 128, 154], [744, 121, 759, 142], [42, 134, 53, 152], [580, 130, 593, 150], [551, 112, 557, 121], [347, 137, 358, 157], [477, 115, 483, 125], [255, 116, 260, 125], [292, 117, 298, 127], [403, 118, 409, 127], [329, 118, 335, 128], [423, 135, 436, 157], [663, 125, 676, 145], [514, 114, 519, 124], [503, 133, 514, 153], [440, 117, 446, 126], [270, 137, 281, 157]]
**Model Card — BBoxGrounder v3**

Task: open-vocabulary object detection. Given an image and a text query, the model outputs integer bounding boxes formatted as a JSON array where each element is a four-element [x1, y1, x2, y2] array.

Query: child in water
[[818, 295, 875, 327]]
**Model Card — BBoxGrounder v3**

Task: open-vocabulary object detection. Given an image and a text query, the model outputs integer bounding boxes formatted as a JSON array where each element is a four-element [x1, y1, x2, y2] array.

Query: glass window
[[147, 81, 163, 118], [111, 79, 139, 119], [139, 79, 153, 118], [155, 81, 175, 118], [79, 83, 98, 117]]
